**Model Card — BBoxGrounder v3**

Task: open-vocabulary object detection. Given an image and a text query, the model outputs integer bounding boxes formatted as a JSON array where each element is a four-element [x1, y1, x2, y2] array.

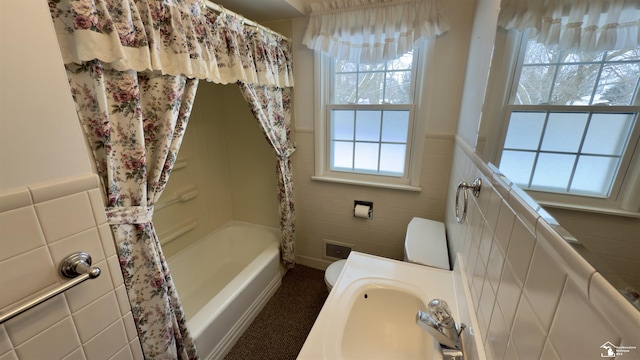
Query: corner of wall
[[446, 138, 640, 359]]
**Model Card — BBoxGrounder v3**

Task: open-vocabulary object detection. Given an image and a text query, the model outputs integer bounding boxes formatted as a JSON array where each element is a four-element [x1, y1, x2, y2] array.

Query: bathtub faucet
[[416, 299, 466, 360]]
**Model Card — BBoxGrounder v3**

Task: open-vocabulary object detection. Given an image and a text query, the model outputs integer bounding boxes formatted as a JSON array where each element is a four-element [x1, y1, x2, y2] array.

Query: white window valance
[[499, 0, 640, 51], [302, 0, 449, 64]]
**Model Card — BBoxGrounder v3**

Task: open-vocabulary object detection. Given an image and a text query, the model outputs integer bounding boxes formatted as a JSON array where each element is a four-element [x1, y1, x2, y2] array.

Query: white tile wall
[[292, 131, 455, 269], [0, 174, 143, 359], [446, 140, 640, 360]]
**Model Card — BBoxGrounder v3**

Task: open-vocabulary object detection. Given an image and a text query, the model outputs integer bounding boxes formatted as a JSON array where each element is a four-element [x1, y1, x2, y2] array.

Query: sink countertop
[[297, 251, 460, 360]]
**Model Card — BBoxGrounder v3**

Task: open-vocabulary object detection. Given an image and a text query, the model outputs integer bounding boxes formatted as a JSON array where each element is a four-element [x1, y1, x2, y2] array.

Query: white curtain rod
[[203, 0, 292, 42]]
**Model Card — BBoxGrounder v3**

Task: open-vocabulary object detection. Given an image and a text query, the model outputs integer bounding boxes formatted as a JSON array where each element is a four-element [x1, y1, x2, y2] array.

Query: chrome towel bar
[[0, 252, 101, 324]]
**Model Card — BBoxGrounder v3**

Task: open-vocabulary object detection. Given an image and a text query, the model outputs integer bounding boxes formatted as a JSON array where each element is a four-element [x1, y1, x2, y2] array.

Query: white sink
[[298, 252, 460, 360], [339, 280, 442, 360]]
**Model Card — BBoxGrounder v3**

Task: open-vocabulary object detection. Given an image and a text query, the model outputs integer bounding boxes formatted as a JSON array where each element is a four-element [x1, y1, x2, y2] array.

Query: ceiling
[[211, 0, 308, 22]]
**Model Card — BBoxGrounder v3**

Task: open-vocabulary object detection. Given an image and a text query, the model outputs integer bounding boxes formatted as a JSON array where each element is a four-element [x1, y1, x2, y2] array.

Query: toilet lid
[[326, 259, 347, 284]]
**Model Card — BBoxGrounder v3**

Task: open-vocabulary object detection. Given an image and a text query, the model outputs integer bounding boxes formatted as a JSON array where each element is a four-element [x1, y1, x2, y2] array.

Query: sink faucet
[[416, 299, 467, 360]]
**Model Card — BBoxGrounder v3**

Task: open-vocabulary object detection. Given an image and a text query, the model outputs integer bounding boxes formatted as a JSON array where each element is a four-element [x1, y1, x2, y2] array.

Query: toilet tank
[[404, 217, 450, 270]]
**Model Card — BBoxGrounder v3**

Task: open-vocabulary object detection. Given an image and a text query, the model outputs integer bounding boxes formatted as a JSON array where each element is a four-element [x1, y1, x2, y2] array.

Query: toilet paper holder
[[354, 200, 373, 219]]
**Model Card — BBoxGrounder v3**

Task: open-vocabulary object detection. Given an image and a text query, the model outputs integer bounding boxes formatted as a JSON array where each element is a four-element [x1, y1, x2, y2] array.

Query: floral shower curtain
[[49, 0, 295, 358], [238, 83, 296, 267], [66, 61, 199, 359]]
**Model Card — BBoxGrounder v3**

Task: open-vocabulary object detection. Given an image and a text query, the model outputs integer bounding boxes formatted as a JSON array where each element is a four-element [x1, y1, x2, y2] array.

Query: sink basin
[[298, 252, 462, 360], [340, 282, 442, 360]]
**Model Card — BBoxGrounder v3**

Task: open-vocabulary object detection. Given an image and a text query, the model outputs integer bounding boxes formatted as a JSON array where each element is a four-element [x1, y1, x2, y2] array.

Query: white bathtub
[[168, 221, 282, 360]]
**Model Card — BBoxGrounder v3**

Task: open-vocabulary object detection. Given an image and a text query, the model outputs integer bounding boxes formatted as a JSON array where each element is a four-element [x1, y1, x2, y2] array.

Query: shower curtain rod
[[204, 0, 292, 42]]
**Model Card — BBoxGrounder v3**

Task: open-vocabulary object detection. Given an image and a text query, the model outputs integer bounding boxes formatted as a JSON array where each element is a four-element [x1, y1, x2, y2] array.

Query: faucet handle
[[427, 299, 453, 325]]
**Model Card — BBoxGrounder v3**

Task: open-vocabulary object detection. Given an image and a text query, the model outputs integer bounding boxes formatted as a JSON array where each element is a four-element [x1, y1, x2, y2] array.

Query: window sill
[[537, 200, 640, 219], [311, 176, 422, 192]]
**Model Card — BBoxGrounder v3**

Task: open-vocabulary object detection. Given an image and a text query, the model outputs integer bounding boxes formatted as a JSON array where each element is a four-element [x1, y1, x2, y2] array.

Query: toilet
[[324, 259, 347, 292], [324, 217, 450, 292]]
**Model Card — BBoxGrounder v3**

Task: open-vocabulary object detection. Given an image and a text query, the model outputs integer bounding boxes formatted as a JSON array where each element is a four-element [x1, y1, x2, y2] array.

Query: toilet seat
[[324, 259, 347, 291]]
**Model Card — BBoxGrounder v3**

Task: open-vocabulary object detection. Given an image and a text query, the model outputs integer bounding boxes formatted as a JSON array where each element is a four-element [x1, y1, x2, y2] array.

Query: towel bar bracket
[[0, 252, 101, 324], [59, 252, 101, 279]]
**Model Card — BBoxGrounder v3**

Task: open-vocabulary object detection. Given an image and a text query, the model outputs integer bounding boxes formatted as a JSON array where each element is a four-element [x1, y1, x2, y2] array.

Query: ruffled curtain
[[49, 0, 296, 358], [50, 0, 294, 87], [302, 0, 449, 64], [498, 0, 640, 50], [238, 83, 295, 266]]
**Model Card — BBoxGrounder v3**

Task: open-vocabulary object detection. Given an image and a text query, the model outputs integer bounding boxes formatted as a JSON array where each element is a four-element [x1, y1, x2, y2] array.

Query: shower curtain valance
[[498, 0, 640, 51], [302, 0, 450, 64], [50, 0, 294, 88]]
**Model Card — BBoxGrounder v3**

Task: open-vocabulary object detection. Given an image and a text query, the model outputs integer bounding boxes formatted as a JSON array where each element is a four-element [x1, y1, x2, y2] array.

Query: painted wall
[[545, 207, 640, 291], [0, 0, 142, 358], [291, 0, 475, 268], [0, 0, 92, 191]]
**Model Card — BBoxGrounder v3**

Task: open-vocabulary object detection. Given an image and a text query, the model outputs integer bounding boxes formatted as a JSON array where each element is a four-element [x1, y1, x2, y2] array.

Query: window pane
[[523, 42, 558, 64], [385, 71, 412, 103], [336, 60, 358, 72], [334, 73, 358, 104], [582, 113, 635, 156], [504, 112, 546, 150], [607, 47, 640, 62], [354, 142, 379, 172], [516, 65, 556, 105], [570, 156, 618, 196], [594, 63, 640, 105], [562, 49, 605, 63], [357, 72, 385, 104], [499, 150, 536, 187], [540, 112, 588, 153], [355, 110, 381, 141], [331, 141, 353, 170], [358, 63, 384, 72], [381, 111, 409, 142], [550, 64, 599, 105], [386, 52, 413, 70], [531, 153, 576, 192], [332, 110, 355, 140], [380, 144, 405, 175]]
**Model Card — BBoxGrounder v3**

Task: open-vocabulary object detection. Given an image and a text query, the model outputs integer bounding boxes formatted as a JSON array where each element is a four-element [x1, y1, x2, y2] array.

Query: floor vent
[[323, 239, 353, 260]]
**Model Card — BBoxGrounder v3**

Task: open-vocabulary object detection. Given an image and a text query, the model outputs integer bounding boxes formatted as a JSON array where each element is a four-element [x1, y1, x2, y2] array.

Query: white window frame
[[487, 30, 640, 216], [311, 44, 430, 192]]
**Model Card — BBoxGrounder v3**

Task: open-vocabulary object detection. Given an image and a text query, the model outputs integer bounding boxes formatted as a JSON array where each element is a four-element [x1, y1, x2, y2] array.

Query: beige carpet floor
[[224, 264, 328, 360]]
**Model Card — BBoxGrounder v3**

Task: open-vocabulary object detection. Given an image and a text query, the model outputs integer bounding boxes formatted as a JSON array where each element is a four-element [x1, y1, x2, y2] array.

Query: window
[[313, 50, 424, 191], [329, 53, 415, 177], [496, 34, 640, 209]]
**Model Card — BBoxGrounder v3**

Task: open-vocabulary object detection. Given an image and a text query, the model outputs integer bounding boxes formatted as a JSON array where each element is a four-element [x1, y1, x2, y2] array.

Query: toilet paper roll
[[354, 204, 371, 219]]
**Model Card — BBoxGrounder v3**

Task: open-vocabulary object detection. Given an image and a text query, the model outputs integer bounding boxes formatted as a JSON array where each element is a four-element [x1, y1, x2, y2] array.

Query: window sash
[[327, 104, 415, 178], [498, 105, 639, 200], [325, 54, 418, 182]]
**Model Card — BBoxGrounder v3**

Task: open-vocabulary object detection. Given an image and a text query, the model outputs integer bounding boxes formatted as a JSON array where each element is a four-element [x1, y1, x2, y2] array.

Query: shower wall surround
[[445, 139, 640, 360], [0, 174, 143, 359], [154, 81, 279, 259]]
